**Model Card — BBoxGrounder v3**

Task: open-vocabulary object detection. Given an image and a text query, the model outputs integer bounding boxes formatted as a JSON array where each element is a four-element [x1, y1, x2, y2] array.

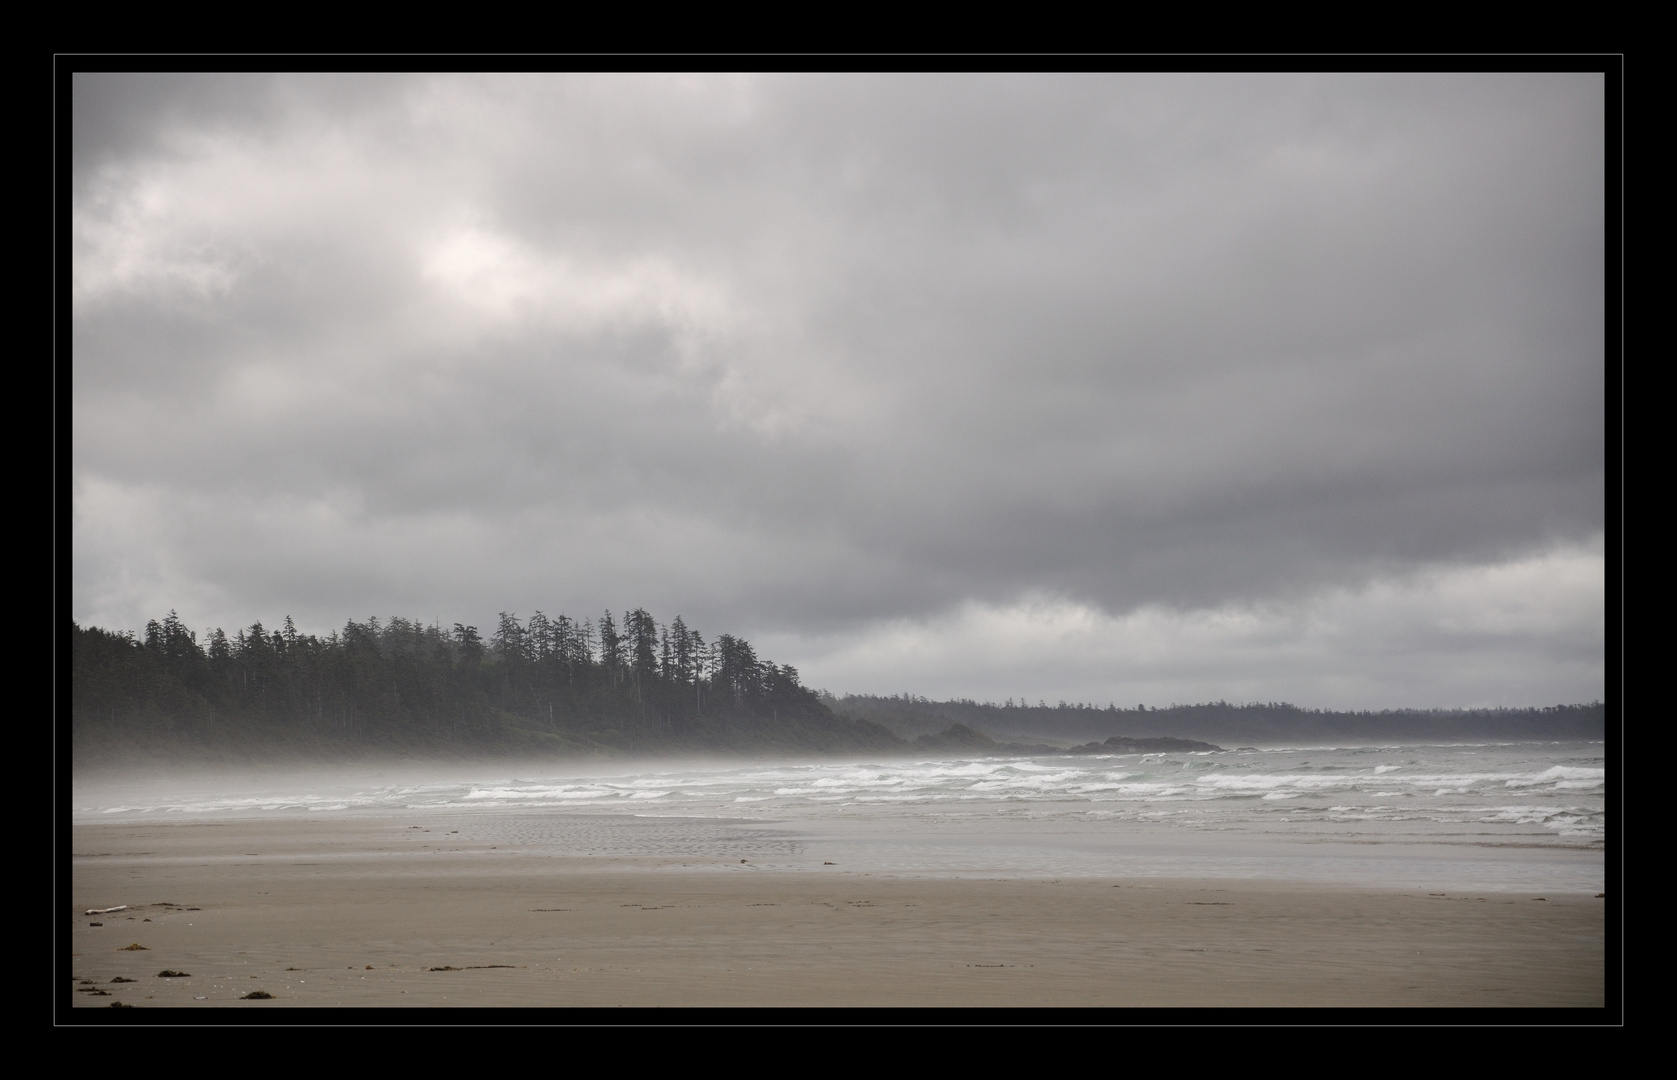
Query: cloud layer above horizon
[[70, 72, 1607, 708]]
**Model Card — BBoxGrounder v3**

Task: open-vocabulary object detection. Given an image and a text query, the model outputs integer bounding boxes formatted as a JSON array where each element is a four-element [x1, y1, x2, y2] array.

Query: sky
[[68, 72, 1609, 710]]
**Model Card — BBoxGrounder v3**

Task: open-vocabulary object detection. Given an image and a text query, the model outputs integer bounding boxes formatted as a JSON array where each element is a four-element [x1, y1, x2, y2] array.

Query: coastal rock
[[914, 724, 1063, 755], [914, 723, 1000, 749], [1067, 736, 1223, 754], [913, 724, 1221, 755]]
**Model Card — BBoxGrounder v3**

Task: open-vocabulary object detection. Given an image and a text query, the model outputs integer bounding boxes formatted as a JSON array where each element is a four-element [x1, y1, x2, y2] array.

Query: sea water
[[72, 741, 1607, 892]]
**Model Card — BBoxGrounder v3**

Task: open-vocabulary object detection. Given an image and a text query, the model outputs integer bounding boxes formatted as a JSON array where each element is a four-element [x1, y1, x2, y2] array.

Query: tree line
[[70, 610, 1605, 756], [71, 608, 855, 754], [825, 693, 1607, 743]]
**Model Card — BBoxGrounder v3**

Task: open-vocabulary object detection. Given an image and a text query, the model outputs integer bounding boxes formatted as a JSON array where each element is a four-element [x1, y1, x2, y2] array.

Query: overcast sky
[[69, 72, 1607, 709]]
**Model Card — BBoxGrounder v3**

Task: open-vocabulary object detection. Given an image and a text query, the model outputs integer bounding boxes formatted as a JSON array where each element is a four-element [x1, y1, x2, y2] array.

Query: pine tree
[[598, 611, 620, 689]]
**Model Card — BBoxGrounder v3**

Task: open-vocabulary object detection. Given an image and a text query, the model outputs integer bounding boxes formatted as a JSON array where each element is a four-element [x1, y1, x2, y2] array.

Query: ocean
[[72, 740, 1606, 893]]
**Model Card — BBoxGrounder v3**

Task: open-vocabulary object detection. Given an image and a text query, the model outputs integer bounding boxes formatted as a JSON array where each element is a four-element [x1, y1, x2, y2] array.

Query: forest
[[827, 692, 1606, 744], [70, 609, 901, 760], [69, 609, 1606, 763]]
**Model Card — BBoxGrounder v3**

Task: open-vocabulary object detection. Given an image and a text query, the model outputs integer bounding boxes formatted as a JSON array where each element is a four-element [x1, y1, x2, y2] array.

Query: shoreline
[[69, 731, 1607, 775], [69, 814, 1605, 1008]]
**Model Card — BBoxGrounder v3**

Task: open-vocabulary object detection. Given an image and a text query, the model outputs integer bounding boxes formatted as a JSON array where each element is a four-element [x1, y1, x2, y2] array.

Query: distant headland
[[69, 611, 1603, 765]]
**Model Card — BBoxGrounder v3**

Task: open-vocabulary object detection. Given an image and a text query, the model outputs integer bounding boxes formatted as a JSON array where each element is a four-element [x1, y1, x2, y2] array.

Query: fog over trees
[[72, 608, 896, 758], [827, 693, 1604, 745], [71, 608, 1604, 762]]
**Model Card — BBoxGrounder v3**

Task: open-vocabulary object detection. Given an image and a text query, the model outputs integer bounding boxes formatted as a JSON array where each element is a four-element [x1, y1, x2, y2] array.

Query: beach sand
[[69, 814, 1605, 1009]]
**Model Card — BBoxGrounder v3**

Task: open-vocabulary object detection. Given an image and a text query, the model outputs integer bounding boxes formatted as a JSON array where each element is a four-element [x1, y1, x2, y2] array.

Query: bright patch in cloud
[[777, 537, 1605, 710]]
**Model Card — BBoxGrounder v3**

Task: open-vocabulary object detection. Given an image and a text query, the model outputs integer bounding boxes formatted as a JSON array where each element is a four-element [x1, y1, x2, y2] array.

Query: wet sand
[[68, 814, 1605, 1009]]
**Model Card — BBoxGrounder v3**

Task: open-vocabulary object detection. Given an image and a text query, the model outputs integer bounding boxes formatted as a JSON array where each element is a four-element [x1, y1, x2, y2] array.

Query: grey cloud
[[72, 72, 423, 188], [70, 72, 1605, 704]]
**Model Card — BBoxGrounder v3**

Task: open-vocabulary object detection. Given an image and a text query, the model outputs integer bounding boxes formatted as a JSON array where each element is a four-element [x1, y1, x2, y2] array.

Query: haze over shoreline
[[71, 611, 1603, 767]]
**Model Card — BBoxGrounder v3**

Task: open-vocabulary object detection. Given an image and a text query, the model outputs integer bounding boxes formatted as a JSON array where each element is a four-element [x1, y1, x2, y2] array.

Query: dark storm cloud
[[70, 73, 1605, 705], [71, 73, 420, 189]]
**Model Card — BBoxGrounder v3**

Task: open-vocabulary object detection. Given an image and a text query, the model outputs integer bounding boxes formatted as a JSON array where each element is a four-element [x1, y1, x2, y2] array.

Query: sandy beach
[[68, 812, 1605, 1009]]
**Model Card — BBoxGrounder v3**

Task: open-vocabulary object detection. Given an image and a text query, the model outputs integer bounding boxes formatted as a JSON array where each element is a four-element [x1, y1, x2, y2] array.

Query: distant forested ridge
[[70, 609, 1605, 763], [828, 694, 1606, 745], [70, 610, 901, 761]]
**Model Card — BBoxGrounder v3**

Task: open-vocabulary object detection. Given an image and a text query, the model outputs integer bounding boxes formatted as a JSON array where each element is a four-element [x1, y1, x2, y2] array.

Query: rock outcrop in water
[[913, 723, 1061, 755], [913, 724, 1220, 755], [1065, 735, 1222, 753]]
